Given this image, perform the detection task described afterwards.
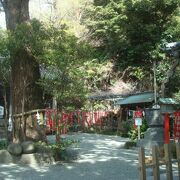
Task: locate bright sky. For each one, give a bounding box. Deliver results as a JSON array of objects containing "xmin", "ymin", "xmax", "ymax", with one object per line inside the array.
[{"xmin": 0, "ymin": 12, "xmax": 6, "ymax": 29}]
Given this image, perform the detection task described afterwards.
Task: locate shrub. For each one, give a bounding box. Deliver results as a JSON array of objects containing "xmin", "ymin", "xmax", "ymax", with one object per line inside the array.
[
  {"xmin": 128, "ymin": 119, "xmax": 149, "ymax": 140},
  {"xmin": 122, "ymin": 119, "xmax": 134, "ymax": 137},
  {"xmin": 124, "ymin": 141, "xmax": 137, "ymax": 149},
  {"xmin": 35, "ymin": 138, "xmax": 79, "ymax": 161},
  {"xmin": 0, "ymin": 140, "xmax": 8, "ymax": 150},
  {"xmin": 105, "ymin": 117, "xmax": 148, "ymax": 138}
]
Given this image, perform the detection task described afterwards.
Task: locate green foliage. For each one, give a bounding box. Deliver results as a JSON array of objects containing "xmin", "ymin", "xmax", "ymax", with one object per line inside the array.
[
  {"xmin": 174, "ymin": 90, "xmax": 180, "ymax": 103},
  {"xmin": 0, "ymin": 30, "xmax": 10, "ymax": 69},
  {"xmin": 35, "ymin": 138, "xmax": 79, "ymax": 161},
  {"xmin": 122, "ymin": 119, "xmax": 149, "ymax": 140},
  {"xmin": 37, "ymin": 23, "xmax": 94, "ymax": 110},
  {"xmin": 168, "ymin": 66, "xmax": 180, "ymax": 98},
  {"xmin": 128, "ymin": 119, "xmax": 149, "ymax": 140},
  {"xmin": 83, "ymin": 0, "xmax": 180, "ymax": 96},
  {"xmin": 46, "ymin": 139, "xmax": 78, "ymax": 161},
  {"xmin": 0, "ymin": 1, "xmax": 179, "ymax": 110},
  {"xmin": 122, "ymin": 119, "xmax": 133, "ymax": 137},
  {"xmin": 7, "ymin": 19, "xmax": 48, "ymax": 59},
  {"xmin": 0, "ymin": 30, "xmax": 9, "ymax": 58},
  {"xmin": 0, "ymin": 30, "xmax": 11, "ymax": 94},
  {"xmin": 84, "ymin": 0, "xmax": 179, "ymax": 68},
  {"xmin": 0, "ymin": 56, "xmax": 10, "ymax": 86},
  {"xmin": 78, "ymin": 60, "xmax": 113, "ymax": 92},
  {"xmin": 6, "ymin": 19, "xmax": 96, "ymax": 110},
  {"xmin": 124, "ymin": 141, "xmax": 136, "ymax": 149},
  {"xmin": 0, "ymin": 139, "xmax": 8, "ymax": 150},
  {"xmin": 129, "ymin": 67, "xmax": 146, "ymax": 81}
]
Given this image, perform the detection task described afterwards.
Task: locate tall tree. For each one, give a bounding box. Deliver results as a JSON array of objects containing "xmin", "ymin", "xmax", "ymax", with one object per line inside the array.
[
  {"xmin": 0, "ymin": 0, "xmax": 42, "ymax": 113},
  {"xmin": 0, "ymin": 0, "xmax": 43, "ymax": 142}
]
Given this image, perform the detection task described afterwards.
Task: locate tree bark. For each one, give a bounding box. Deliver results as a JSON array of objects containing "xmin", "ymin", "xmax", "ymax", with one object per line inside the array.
[
  {"xmin": 1, "ymin": 0, "xmax": 43, "ymax": 142},
  {"xmin": 3, "ymin": 90, "xmax": 8, "ymax": 140},
  {"xmin": 1, "ymin": 0, "xmax": 29, "ymax": 30},
  {"xmin": 12, "ymin": 49, "xmax": 43, "ymax": 113}
]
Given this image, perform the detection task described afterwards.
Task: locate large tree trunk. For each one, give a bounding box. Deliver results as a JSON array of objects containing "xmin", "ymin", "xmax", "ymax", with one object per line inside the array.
[
  {"xmin": 1, "ymin": 0, "xmax": 29, "ymax": 30},
  {"xmin": 1, "ymin": 0, "xmax": 43, "ymax": 142},
  {"xmin": 12, "ymin": 49, "xmax": 43, "ymax": 113}
]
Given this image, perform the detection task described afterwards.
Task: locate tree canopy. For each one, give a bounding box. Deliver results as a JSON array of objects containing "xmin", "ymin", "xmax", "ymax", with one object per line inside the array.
[
  {"xmin": 83, "ymin": 0, "xmax": 180, "ymax": 97},
  {"xmin": 0, "ymin": 0, "xmax": 180, "ymax": 111}
]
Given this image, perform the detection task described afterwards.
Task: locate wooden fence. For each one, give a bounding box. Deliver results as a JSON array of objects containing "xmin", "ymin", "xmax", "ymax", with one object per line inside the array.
[{"xmin": 139, "ymin": 143, "xmax": 180, "ymax": 180}]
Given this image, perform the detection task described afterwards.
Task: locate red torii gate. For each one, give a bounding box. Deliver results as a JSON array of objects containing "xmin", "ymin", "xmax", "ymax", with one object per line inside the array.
[
  {"xmin": 44, "ymin": 109, "xmax": 109, "ymax": 135},
  {"xmin": 163, "ymin": 111, "xmax": 180, "ymax": 144}
]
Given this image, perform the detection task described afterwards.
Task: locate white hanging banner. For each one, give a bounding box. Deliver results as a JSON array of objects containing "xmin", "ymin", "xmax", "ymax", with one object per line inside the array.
[
  {"xmin": 0, "ymin": 106, "xmax": 4, "ymax": 118},
  {"xmin": 8, "ymin": 116, "xmax": 13, "ymax": 132}
]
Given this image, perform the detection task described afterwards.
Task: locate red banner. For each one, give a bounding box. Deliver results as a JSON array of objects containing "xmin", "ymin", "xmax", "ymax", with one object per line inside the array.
[
  {"xmin": 174, "ymin": 111, "xmax": 180, "ymax": 142},
  {"xmin": 44, "ymin": 109, "xmax": 109, "ymax": 134},
  {"xmin": 164, "ymin": 113, "xmax": 170, "ymax": 144}
]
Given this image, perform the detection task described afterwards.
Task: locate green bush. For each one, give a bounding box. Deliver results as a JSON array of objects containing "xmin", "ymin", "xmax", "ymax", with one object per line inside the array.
[
  {"xmin": 0, "ymin": 140, "xmax": 8, "ymax": 150},
  {"xmin": 124, "ymin": 141, "xmax": 137, "ymax": 149},
  {"xmin": 35, "ymin": 138, "xmax": 79, "ymax": 161},
  {"xmin": 115, "ymin": 116, "xmax": 149, "ymax": 139},
  {"xmin": 125, "ymin": 119, "xmax": 149, "ymax": 140},
  {"xmin": 121, "ymin": 119, "xmax": 134, "ymax": 137}
]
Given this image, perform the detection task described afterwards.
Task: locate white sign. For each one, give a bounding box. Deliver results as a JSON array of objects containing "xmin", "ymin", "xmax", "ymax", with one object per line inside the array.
[
  {"xmin": 135, "ymin": 117, "xmax": 142, "ymax": 126},
  {"xmin": 0, "ymin": 106, "xmax": 4, "ymax": 117},
  {"xmin": 152, "ymin": 104, "xmax": 160, "ymax": 109}
]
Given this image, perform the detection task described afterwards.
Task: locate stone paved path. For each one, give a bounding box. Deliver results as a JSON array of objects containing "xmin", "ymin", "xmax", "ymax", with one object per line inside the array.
[{"xmin": 0, "ymin": 133, "xmax": 178, "ymax": 180}]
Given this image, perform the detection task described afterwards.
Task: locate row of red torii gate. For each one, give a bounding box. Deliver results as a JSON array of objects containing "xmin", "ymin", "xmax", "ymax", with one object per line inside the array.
[
  {"xmin": 43, "ymin": 109, "xmax": 180, "ymax": 143},
  {"xmin": 11, "ymin": 108, "xmax": 180, "ymax": 143}
]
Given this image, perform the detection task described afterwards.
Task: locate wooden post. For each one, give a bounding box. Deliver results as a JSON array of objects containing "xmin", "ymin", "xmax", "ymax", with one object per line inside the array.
[
  {"xmin": 176, "ymin": 143, "xmax": 180, "ymax": 178},
  {"xmin": 138, "ymin": 125, "xmax": 141, "ymax": 140},
  {"xmin": 139, "ymin": 147, "xmax": 146, "ymax": 180},
  {"xmin": 152, "ymin": 146, "xmax": 160, "ymax": 180},
  {"xmin": 164, "ymin": 144, "xmax": 173, "ymax": 180}
]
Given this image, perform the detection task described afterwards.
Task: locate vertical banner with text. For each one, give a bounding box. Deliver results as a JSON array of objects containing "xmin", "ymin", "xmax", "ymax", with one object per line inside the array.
[{"xmin": 174, "ymin": 111, "xmax": 180, "ymax": 142}]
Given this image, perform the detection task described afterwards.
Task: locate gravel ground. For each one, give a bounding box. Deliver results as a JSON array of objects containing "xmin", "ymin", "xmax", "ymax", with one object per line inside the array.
[{"xmin": 0, "ymin": 133, "xmax": 179, "ymax": 180}]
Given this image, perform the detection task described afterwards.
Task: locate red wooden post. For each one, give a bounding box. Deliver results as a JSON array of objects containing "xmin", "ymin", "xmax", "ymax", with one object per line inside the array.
[
  {"xmin": 94, "ymin": 112, "xmax": 97, "ymax": 124},
  {"xmin": 164, "ymin": 113, "xmax": 170, "ymax": 144},
  {"xmin": 86, "ymin": 112, "xmax": 90, "ymax": 128},
  {"xmin": 82, "ymin": 111, "xmax": 85, "ymax": 129}
]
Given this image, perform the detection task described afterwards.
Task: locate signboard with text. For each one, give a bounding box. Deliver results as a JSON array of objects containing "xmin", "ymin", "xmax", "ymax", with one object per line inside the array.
[
  {"xmin": 134, "ymin": 110, "xmax": 143, "ymax": 127},
  {"xmin": 135, "ymin": 117, "xmax": 142, "ymax": 126}
]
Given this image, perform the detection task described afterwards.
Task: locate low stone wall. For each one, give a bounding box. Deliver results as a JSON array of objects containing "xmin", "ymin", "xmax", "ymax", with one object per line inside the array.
[
  {"xmin": 0, "ymin": 150, "xmax": 55, "ymax": 165},
  {"xmin": 0, "ymin": 141, "xmax": 55, "ymax": 166}
]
